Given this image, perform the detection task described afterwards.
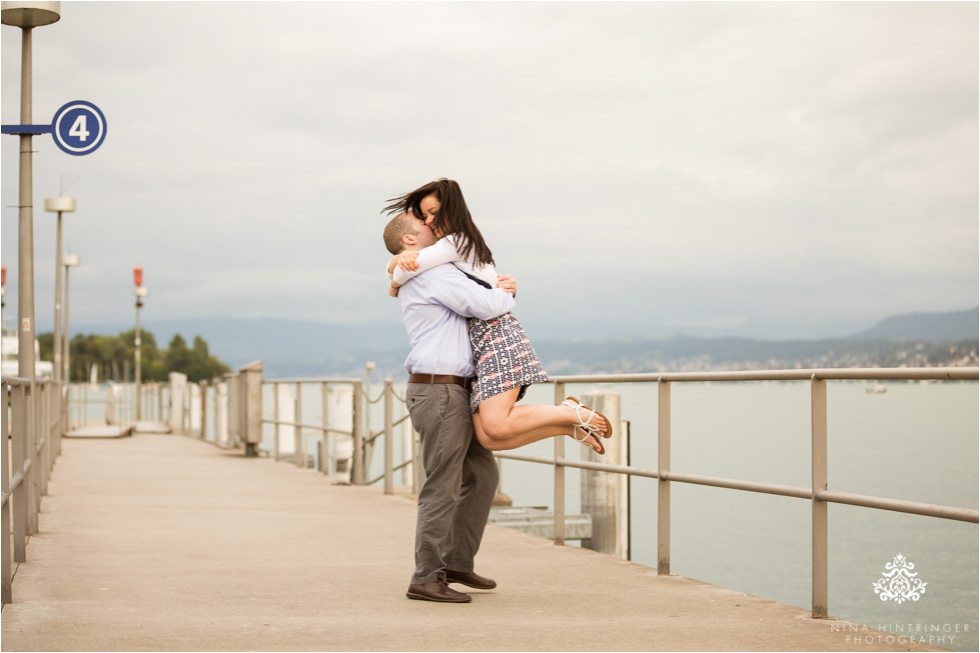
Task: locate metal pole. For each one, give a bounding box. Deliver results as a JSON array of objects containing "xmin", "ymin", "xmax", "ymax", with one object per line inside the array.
[
  {"xmin": 27, "ymin": 383, "xmax": 38, "ymax": 533},
  {"xmin": 364, "ymin": 362, "xmax": 374, "ymax": 448},
  {"xmin": 135, "ymin": 299, "xmax": 142, "ymax": 420},
  {"xmin": 198, "ymin": 380, "xmax": 206, "ymax": 439},
  {"xmin": 352, "ymin": 380, "xmax": 364, "ymax": 485},
  {"xmin": 16, "ymin": 31, "xmax": 36, "ymax": 442},
  {"xmin": 40, "ymin": 382, "xmax": 49, "ymax": 495},
  {"xmin": 383, "ymin": 379, "xmax": 393, "ymax": 495},
  {"xmin": 273, "ymin": 382, "xmax": 280, "ymax": 461},
  {"xmin": 657, "ymin": 380, "xmax": 671, "ymax": 575},
  {"xmin": 11, "ymin": 384, "xmax": 28, "ymax": 563},
  {"xmin": 52, "ymin": 212, "xmax": 62, "ymax": 383},
  {"xmin": 321, "ymin": 381, "xmax": 329, "ymax": 475},
  {"xmin": 295, "ymin": 381, "xmax": 303, "ymax": 467},
  {"xmin": 62, "ymin": 262, "xmax": 71, "ymax": 382},
  {"xmin": 553, "ymin": 381, "xmax": 566, "ymax": 545},
  {"xmin": 1, "ymin": 382, "xmax": 11, "ymax": 604},
  {"xmin": 811, "ymin": 377, "xmax": 829, "ymax": 618}
]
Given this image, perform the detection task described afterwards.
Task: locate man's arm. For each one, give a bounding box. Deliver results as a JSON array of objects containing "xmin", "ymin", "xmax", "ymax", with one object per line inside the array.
[
  {"xmin": 392, "ymin": 238, "xmax": 459, "ymax": 285},
  {"xmin": 416, "ymin": 264, "xmax": 515, "ymax": 320}
]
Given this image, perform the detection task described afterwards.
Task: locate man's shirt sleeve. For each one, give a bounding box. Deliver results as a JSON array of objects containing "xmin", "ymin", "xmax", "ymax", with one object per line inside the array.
[{"xmin": 415, "ymin": 264, "xmax": 515, "ymax": 320}]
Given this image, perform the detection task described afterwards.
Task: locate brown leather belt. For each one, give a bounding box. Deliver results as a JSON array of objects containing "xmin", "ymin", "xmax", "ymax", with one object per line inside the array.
[{"xmin": 408, "ymin": 373, "xmax": 473, "ymax": 391}]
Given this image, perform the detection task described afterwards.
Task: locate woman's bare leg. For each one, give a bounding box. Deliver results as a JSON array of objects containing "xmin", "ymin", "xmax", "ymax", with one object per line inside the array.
[
  {"xmin": 471, "ymin": 388, "xmax": 605, "ymax": 453},
  {"xmin": 473, "ymin": 410, "xmax": 603, "ymax": 453}
]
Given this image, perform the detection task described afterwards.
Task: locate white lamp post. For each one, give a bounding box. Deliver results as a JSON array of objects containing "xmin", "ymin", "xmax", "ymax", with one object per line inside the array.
[
  {"xmin": 133, "ymin": 267, "xmax": 148, "ymax": 421},
  {"xmin": 2, "ymin": 1, "xmax": 61, "ymax": 385},
  {"xmin": 61, "ymin": 254, "xmax": 79, "ymax": 383},
  {"xmin": 44, "ymin": 196, "xmax": 75, "ymax": 385}
]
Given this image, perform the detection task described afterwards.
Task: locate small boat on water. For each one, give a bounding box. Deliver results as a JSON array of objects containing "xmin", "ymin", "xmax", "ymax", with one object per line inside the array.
[
  {"xmin": 865, "ymin": 383, "xmax": 887, "ymax": 394},
  {"xmin": 1, "ymin": 325, "xmax": 54, "ymax": 379}
]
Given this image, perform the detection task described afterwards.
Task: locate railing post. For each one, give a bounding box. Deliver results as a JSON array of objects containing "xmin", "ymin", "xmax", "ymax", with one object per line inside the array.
[
  {"xmin": 400, "ymin": 400, "xmax": 412, "ymax": 487},
  {"xmin": 211, "ymin": 383, "xmax": 219, "ymax": 444},
  {"xmin": 320, "ymin": 381, "xmax": 329, "ymax": 475},
  {"xmin": 63, "ymin": 383, "xmax": 71, "ymax": 433},
  {"xmin": 411, "ymin": 421, "xmax": 423, "ymax": 495},
  {"xmin": 580, "ymin": 390, "xmax": 627, "ymax": 559},
  {"xmin": 168, "ymin": 372, "xmax": 187, "ymax": 435},
  {"xmin": 199, "ymin": 380, "xmax": 207, "ymax": 439},
  {"xmin": 811, "ymin": 376, "xmax": 829, "ymax": 618},
  {"xmin": 273, "ymin": 382, "xmax": 280, "ymax": 461},
  {"xmin": 11, "ymin": 384, "xmax": 28, "ymax": 558},
  {"xmin": 41, "ymin": 382, "xmax": 49, "ymax": 496},
  {"xmin": 352, "ymin": 380, "xmax": 365, "ymax": 485},
  {"xmin": 553, "ymin": 381, "xmax": 566, "ymax": 546},
  {"xmin": 657, "ymin": 379, "xmax": 670, "ymax": 575},
  {"xmin": 295, "ymin": 382, "xmax": 303, "ymax": 468},
  {"xmin": 239, "ymin": 361, "xmax": 263, "ymax": 457},
  {"xmin": 383, "ymin": 379, "xmax": 393, "ymax": 495},
  {"xmin": 2, "ymin": 383, "xmax": 11, "ymax": 604},
  {"xmin": 36, "ymin": 383, "xmax": 45, "ymax": 497},
  {"xmin": 27, "ymin": 383, "xmax": 38, "ymax": 534}
]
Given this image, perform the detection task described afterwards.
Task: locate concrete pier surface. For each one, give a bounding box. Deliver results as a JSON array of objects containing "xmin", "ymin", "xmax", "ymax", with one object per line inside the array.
[
  {"xmin": 2, "ymin": 433, "xmax": 947, "ymax": 652},
  {"xmin": 63, "ymin": 423, "xmax": 134, "ymax": 438}
]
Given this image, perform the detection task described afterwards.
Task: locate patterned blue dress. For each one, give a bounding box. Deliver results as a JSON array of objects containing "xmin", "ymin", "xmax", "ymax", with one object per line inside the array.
[{"xmin": 468, "ymin": 312, "xmax": 549, "ymax": 412}]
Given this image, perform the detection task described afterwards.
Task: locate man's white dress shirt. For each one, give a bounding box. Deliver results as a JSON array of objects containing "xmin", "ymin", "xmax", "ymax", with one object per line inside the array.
[{"xmin": 399, "ymin": 263, "xmax": 515, "ymax": 377}]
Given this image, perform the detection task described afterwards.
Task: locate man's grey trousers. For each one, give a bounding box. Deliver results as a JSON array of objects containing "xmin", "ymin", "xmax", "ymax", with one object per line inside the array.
[{"xmin": 405, "ymin": 382, "xmax": 499, "ymax": 586}]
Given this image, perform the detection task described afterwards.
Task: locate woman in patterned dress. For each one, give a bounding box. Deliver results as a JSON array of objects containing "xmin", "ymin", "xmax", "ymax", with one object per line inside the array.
[{"xmin": 385, "ymin": 178, "xmax": 611, "ymax": 454}]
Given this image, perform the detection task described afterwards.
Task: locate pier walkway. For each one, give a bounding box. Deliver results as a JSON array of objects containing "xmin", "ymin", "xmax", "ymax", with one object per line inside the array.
[{"xmin": 2, "ymin": 430, "xmax": 946, "ymax": 652}]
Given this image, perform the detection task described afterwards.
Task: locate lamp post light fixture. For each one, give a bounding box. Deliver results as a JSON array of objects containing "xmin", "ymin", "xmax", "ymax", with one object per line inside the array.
[
  {"xmin": 44, "ymin": 195, "xmax": 75, "ymax": 385},
  {"xmin": 133, "ymin": 267, "xmax": 147, "ymax": 421},
  {"xmin": 61, "ymin": 253, "xmax": 79, "ymax": 383},
  {"xmin": 2, "ymin": 1, "xmax": 61, "ymax": 386}
]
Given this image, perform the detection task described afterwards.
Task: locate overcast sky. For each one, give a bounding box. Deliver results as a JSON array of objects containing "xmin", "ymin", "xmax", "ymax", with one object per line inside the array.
[{"xmin": 2, "ymin": 1, "xmax": 977, "ymax": 343}]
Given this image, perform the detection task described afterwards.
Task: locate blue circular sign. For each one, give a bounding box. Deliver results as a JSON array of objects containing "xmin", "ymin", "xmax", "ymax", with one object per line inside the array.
[{"xmin": 51, "ymin": 101, "xmax": 107, "ymax": 156}]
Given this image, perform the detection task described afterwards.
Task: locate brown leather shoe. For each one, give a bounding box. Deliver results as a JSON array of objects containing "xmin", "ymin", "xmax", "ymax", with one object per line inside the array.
[
  {"xmin": 445, "ymin": 569, "xmax": 496, "ymax": 590},
  {"xmin": 406, "ymin": 580, "xmax": 472, "ymax": 603}
]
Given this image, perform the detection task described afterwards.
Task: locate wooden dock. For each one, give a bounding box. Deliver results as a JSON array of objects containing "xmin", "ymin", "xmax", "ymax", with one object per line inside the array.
[{"xmin": 0, "ymin": 431, "xmax": 948, "ymax": 652}]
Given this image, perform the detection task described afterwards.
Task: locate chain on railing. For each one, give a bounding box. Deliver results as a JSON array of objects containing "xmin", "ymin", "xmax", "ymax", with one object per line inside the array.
[
  {"xmin": 259, "ymin": 376, "xmax": 418, "ymax": 494},
  {"xmin": 364, "ymin": 379, "xmax": 416, "ymax": 494}
]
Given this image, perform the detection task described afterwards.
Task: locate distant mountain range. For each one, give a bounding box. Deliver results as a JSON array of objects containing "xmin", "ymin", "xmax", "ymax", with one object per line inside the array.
[
  {"xmin": 849, "ymin": 308, "xmax": 978, "ymax": 341},
  {"xmin": 70, "ymin": 307, "xmax": 977, "ymax": 379}
]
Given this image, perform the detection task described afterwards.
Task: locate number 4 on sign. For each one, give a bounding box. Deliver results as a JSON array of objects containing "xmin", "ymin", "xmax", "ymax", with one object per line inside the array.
[{"xmin": 69, "ymin": 114, "xmax": 89, "ymax": 141}]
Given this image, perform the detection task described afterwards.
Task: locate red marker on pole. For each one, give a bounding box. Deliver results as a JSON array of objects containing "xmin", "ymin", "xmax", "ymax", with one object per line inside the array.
[{"xmin": 134, "ymin": 267, "xmax": 142, "ymax": 287}]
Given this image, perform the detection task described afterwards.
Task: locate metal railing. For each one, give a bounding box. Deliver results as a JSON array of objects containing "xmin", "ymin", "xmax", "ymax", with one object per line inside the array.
[
  {"xmin": 64, "ymin": 381, "xmax": 158, "ymax": 430},
  {"xmin": 83, "ymin": 362, "xmax": 969, "ymax": 621},
  {"xmin": 489, "ymin": 367, "xmax": 979, "ymax": 620},
  {"xmin": 7, "ymin": 361, "xmax": 975, "ymax": 618},
  {"xmin": 364, "ymin": 379, "xmax": 417, "ymax": 493},
  {"xmin": 3, "ymin": 376, "xmax": 64, "ymax": 605},
  {"xmin": 262, "ymin": 378, "xmax": 367, "ymax": 483},
  {"xmin": 261, "ymin": 376, "xmax": 418, "ymax": 493}
]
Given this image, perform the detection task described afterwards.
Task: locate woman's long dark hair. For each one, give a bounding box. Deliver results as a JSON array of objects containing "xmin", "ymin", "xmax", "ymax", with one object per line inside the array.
[{"xmin": 383, "ymin": 178, "xmax": 494, "ymax": 266}]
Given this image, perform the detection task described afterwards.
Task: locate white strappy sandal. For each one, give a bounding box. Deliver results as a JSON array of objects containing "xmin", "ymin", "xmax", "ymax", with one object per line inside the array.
[
  {"xmin": 562, "ymin": 397, "xmax": 610, "ymax": 438},
  {"xmin": 561, "ymin": 396, "xmax": 610, "ymax": 455}
]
